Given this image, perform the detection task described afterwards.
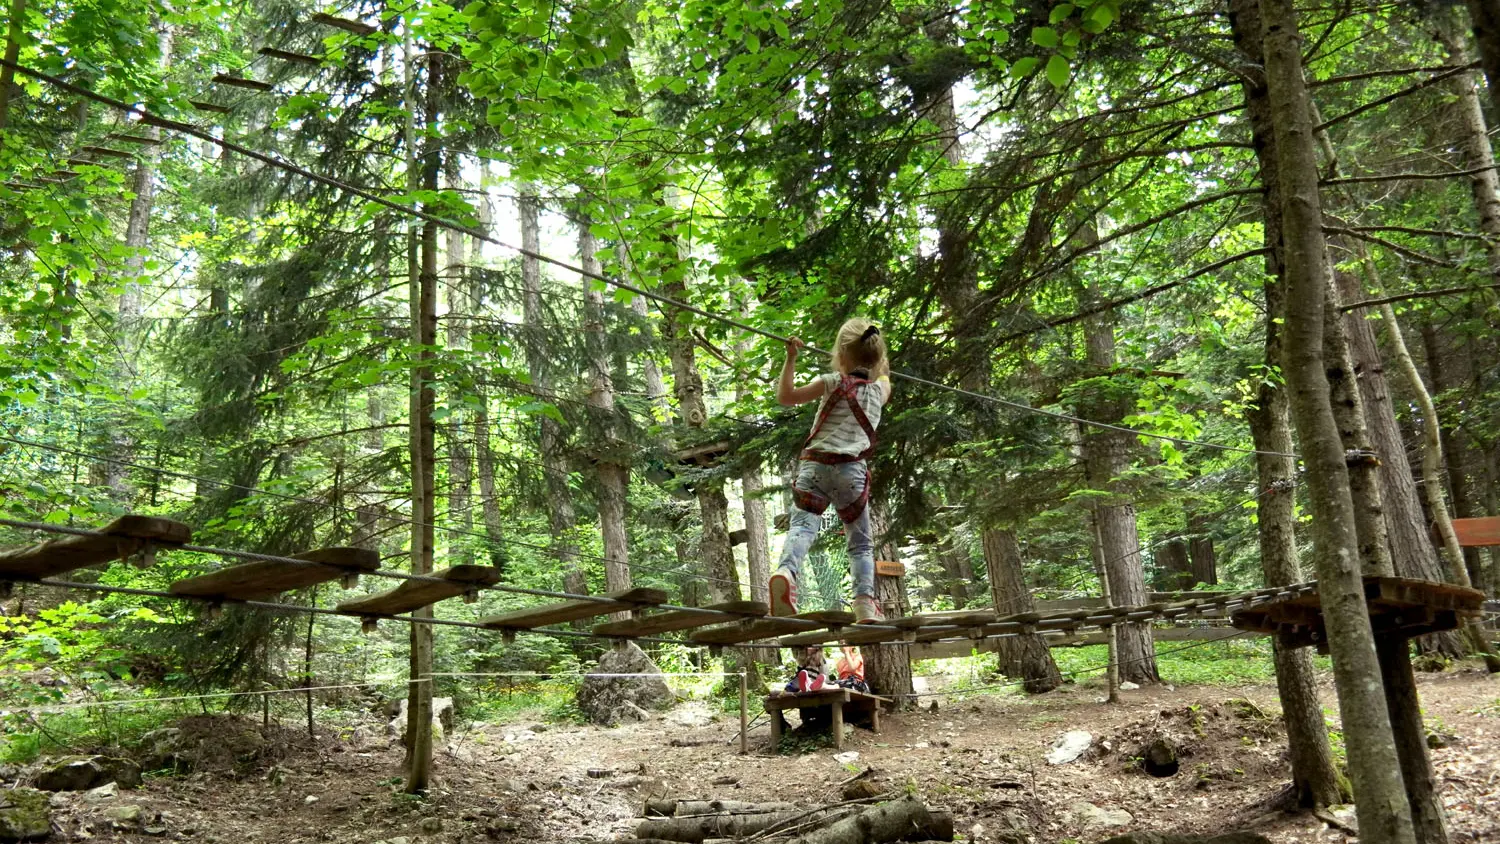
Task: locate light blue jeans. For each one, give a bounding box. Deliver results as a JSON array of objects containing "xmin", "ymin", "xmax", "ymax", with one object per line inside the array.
[{"xmin": 776, "ymin": 460, "xmax": 875, "ymax": 599}]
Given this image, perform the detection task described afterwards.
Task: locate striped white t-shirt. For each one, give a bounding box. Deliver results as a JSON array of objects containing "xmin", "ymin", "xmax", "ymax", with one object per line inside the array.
[{"xmin": 805, "ymin": 373, "xmax": 890, "ymax": 458}]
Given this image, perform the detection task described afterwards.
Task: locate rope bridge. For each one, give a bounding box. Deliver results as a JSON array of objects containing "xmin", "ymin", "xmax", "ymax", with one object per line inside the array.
[{"xmin": 0, "ymin": 514, "xmax": 1322, "ymax": 653}]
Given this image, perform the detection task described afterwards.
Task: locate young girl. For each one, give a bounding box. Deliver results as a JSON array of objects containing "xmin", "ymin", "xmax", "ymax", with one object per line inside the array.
[{"xmin": 769, "ymin": 317, "xmax": 892, "ymax": 623}]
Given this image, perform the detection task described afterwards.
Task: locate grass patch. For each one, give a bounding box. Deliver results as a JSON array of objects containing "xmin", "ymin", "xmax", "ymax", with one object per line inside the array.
[
  {"xmin": 1, "ymin": 702, "xmax": 191, "ymax": 765},
  {"xmin": 1050, "ymin": 636, "xmax": 1320, "ymax": 687}
]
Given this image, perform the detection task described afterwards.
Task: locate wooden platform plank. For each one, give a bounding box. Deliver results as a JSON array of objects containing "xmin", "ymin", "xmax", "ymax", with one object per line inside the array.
[
  {"xmin": 0, "ymin": 516, "xmax": 191, "ymax": 581},
  {"xmin": 1231, "ymin": 576, "xmax": 1483, "ymax": 650},
  {"xmin": 212, "ymin": 74, "xmax": 275, "ymax": 92},
  {"xmin": 258, "ymin": 47, "xmax": 322, "ymax": 66},
  {"xmin": 592, "ymin": 600, "xmax": 766, "ymax": 638},
  {"xmin": 890, "ymin": 609, "xmax": 996, "ymax": 630},
  {"xmin": 80, "ymin": 146, "xmax": 134, "ymax": 159},
  {"xmin": 338, "ymin": 564, "xmax": 503, "ymax": 615},
  {"xmin": 690, "ymin": 610, "xmax": 856, "ymax": 645},
  {"xmin": 1453, "ymin": 516, "xmax": 1500, "ymax": 547},
  {"xmin": 479, "ymin": 587, "xmax": 669, "ymax": 630},
  {"xmin": 170, "ymin": 546, "xmax": 380, "ymax": 601},
  {"xmin": 189, "ymin": 100, "xmax": 232, "ymax": 114},
  {"xmin": 310, "ymin": 12, "xmax": 378, "ymax": 35}
]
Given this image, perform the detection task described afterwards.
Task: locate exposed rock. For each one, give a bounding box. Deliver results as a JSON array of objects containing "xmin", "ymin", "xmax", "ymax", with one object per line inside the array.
[
  {"xmin": 1070, "ymin": 801, "xmax": 1133, "ymax": 828},
  {"xmin": 420, "ymin": 817, "xmax": 443, "ymax": 834},
  {"xmin": 386, "ymin": 697, "xmax": 455, "ymax": 744},
  {"xmin": 105, "ymin": 804, "xmax": 144, "ymax": 829},
  {"xmin": 1095, "ymin": 833, "xmax": 1272, "ymax": 844},
  {"xmin": 0, "ymin": 787, "xmax": 50, "ymax": 842},
  {"xmin": 82, "ymin": 783, "xmax": 118, "ymax": 803},
  {"xmin": 1047, "ymin": 731, "xmax": 1093, "ymax": 765},
  {"xmin": 575, "ymin": 643, "xmax": 674, "ymax": 725},
  {"xmin": 1141, "ymin": 737, "xmax": 1179, "ymax": 777},
  {"xmin": 140, "ymin": 717, "xmax": 270, "ymax": 773},
  {"xmin": 32, "ymin": 756, "xmax": 141, "ymax": 792}
]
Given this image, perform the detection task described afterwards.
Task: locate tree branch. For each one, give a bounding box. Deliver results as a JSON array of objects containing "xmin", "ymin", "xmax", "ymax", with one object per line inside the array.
[{"xmin": 1338, "ymin": 282, "xmax": 1500, "ymax": 311}]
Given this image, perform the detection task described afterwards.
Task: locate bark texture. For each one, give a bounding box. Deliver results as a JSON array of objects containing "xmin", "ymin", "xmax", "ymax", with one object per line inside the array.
[
  {"xmin": 444, "ymin": 160, "xmax": 473, "ymax": 567},
  {"xmin": 1337, "ymin": 273, "xmax": 1465, "ymax": 658},
  {"xmin": 984, "ymin": 528, "xmax": 1062, "ymax": 693},
  {"xmin": 403, "ymin": 47, "xmax": 441, "ymax": 794},
  {"xmin": 1261, "ymin": 1, "xmax": 1416, "ymax": 838},
  {"xmin": 1322, "ymin": 275, "xmax": 1394, "ymax": 577},
  {"xmin": 520, "ymin": 190, "xmax": 584, "ymax": 598},
  {"xmin": 579, "ymin": 216, "xmax": 631, "ymax": 606},
  {"xmin": 1080, "ymin": 312, "xmax": 1158, "ymax": 686},
  {"xmin": 863, "ymin": 502, "xmax": 914, "ymax": 703},
  {"xmin": 1466, "ymin": 0, "xmax": 1500, "ymax": 119}
]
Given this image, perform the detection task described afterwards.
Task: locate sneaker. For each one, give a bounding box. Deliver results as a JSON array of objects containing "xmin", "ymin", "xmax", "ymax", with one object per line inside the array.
[
  {"xmin": 852, "ymin": 595, "xmax": 884, "ymax": 624},
  {"xmin": 769, "ymin": 569, "xmax": 798, "ymax": 617}
]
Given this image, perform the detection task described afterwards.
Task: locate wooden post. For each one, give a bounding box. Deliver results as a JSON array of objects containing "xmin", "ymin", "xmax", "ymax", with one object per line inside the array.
[
  {"xmin": 831, "ymin": 700, "xmax": 844, "ymax": 751},
  {"xmin": 738, "ymin": 671, "xmax": 748, "ymax": 755},
  {"xmin": 1377, "ymin": 637, "xmax": 1449, "ymax": 844},
  {"xmin": 1092, "ymin": 518, "xmax": 1120, "ymax": 703}
]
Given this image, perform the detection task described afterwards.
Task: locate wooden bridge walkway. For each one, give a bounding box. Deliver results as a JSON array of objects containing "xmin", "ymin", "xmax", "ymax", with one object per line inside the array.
[{"xmin": 0, "ymin": 514, "xmax": 1489, "ymax": 652}]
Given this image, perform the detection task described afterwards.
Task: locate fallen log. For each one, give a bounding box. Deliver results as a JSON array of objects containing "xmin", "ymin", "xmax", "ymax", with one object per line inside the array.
[
  {"xmin": 636, "ymin": 810, "xmax": 809, "ymax": 842},
  {"xmin": 790, "ymin": 796, "xmax": 952, "ymax": 844},
  {"xmin": 643, "ymin": 799, "xmax": 796, "ymax": 817}
]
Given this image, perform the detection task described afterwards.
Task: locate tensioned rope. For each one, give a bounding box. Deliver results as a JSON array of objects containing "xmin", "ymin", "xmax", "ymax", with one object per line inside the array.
[
  {"xmin": 0, "ymin": 516, "xmax": 905, "ymax": 634},
  {"xmin": 0, "ymin": 58, "xmax": 1295, "ymax": 460},
  {"xmin": 0, "ymin": 433, "xmax": 746, "ymax": 591}
]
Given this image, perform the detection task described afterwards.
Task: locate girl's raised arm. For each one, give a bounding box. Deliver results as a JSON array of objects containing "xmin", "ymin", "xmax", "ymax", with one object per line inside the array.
[{"xmin": 776, "ymin": 337, "xmax": 825, "ymax": 406}]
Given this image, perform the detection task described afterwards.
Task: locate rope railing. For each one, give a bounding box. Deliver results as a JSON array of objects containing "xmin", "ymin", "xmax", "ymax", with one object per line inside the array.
[{"xmin": 0, "ymin": 516, "xmax": 906, "ymax": 634}]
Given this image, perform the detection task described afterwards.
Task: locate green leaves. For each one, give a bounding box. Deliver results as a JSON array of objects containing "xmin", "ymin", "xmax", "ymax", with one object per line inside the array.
[{"xmin": 1046, "ymin": 54, "xmax": 1071, "ymax": 89}]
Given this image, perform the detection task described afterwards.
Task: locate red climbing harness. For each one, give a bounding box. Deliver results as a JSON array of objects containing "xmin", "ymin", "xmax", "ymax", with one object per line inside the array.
[
  {"xmin": 792, "ymin": 374, "xmax": 878, "ymax": 523},
  {"xmin": 800, "ymin": 374, "xmax": 879, "ymax": 465}
]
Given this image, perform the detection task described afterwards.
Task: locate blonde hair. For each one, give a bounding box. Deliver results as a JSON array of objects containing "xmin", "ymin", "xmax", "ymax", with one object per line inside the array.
[{"xmin": 832, "ymin": 317, "xmax": 888, "ymax": 377}]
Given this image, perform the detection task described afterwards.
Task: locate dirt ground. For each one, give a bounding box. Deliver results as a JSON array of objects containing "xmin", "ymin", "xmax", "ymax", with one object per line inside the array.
[{"xmin": 36, "ymin": 666, "xmax": 1500, "ymax": 844}]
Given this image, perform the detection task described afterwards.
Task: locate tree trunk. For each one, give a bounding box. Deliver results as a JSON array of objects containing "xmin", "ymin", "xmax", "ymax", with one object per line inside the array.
[
  {"xmin": 403, "ymin": 42, "xmax": 440, "ymax": 795},
  {"xmin": 984, "ymin": 529, "xmax": 1062, "ymax": 693},
  {"xmin": 863, "ymin": 501, "xmax": 913, "ymax": 704},
  {"xmin": 579, "ymin": 215, "xmax": 631, "ymax": 610},
  {"xmin": 444, "ymin": 158, "xmax": 473, "ymax": 567},
  {"xmin": 520, "ymin": 189, "xmax": 584, "ymax": 598},
  {"xmin": 1420, "ymin": 321, "xmax": 1490, "ymax": 593},
  {"xmin": 741, "ymin": 466, "xmax": 771, "ymax": 604},
  {"xmin": 1322, "ymin": 273, "xmax": 1394, "ymax": 577},
  {"xmin": 1337, "ymin": 271, "xmax": 1466, "ymax": 659},
  {"xmin": 1261, "ymin": 1, "xmax": 1417, "ymax": 838},
  {"xmin": 617, "ymin": 243, "xmax": 670, "ymax": 422},
  {"xmin": 0, "ymin": 0, "xmax": 26, "ymax": 142},
  {"xmin": 1155, "ymin": 539, "xmax": 1193, "ymax": 591},
  {"xmin": 1187, "ymin": 514, "xmax": 1217, "ymax": 587},
  {"xmin": 466, "ymin": 187, "xmax": 505, "ymax": 570},
  {"xmin": 938, "ymin": 537, "xmax": 971, "ymax": 609},
  {"xmin": 659, "ymin": 269, "xmax": 738, "ymax": 601},
  {"xmin": 1465, "ymin": 0, "xmax": 1500, "ymax": 119},
  {"xmin": 1079, "ymin": 312, "xmax": 1158, "ymax": 686},
  {"xmin": 1378, "ymin": 303, "xmax": 1499, "ymax": 670}
]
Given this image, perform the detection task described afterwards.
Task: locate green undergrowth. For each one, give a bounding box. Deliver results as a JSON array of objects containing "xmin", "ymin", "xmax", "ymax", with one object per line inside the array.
[{"xmin": 1049, "ymin": 637, "xmax": 1332, "ymax": 686}]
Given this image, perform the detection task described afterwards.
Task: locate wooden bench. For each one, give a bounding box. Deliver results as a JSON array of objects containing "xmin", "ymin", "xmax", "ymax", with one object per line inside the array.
[{"xmin": 763, "ymin": 687, "xmax": 890, "ymax": 751}]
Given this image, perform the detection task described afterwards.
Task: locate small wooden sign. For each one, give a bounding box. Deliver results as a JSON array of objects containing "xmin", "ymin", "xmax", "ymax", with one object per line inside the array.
[
  {"xmin": 1453, "ymin": 516, "xmax": 1500, "ymax": 547},
  {"xmin": 875, "ymin": 560, "xmax": 905, "ymax": 578}
]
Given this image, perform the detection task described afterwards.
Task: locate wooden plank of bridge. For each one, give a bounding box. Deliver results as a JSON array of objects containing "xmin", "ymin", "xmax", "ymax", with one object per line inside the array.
[
  {"xmin": 338, "ymin": 564, "xmax": 503, "ymax": 616},
  {"xmin": 1231, "ymin": 576, "xmax": 1483, "ymax": 650},
  {"xmin": 592, "ymin": 600, "xmax": 766, "ymax": 638},
  {"xmin": 1453, "ymin": 516, "xmax": 1500, "ymax": 547},
  {"xmin": 691, "ymin": 610, "xmax": 857, "ymax": 646},
  {"xmin": 212, "ymin": 74, "xmax": 275, "ymax": 92},
  {"xmin": 310, "ymin": 12, "xmax": 378, "ymax": 35},
  {"xmin": 480, "ymin": 587, "xmax": 670, "ymax": 631},
  {"xmin": 170, "ymin": 546, "xmax": 380, "ymax": 601},
  {"xmin": 0, "ymin": 516, "xmax": 191, "ymax": 582}
]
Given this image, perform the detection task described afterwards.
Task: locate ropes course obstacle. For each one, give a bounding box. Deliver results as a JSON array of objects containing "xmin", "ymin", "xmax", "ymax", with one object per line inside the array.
[{"xmin": 0, "ymin": 513, "xmax": 1451, "ymax": 655}]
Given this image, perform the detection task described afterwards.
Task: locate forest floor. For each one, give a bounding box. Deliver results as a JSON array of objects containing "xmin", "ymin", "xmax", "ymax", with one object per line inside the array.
[{"xmin": 25, "ymin": 664, "xmax": 1500, "ymax": 844}]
